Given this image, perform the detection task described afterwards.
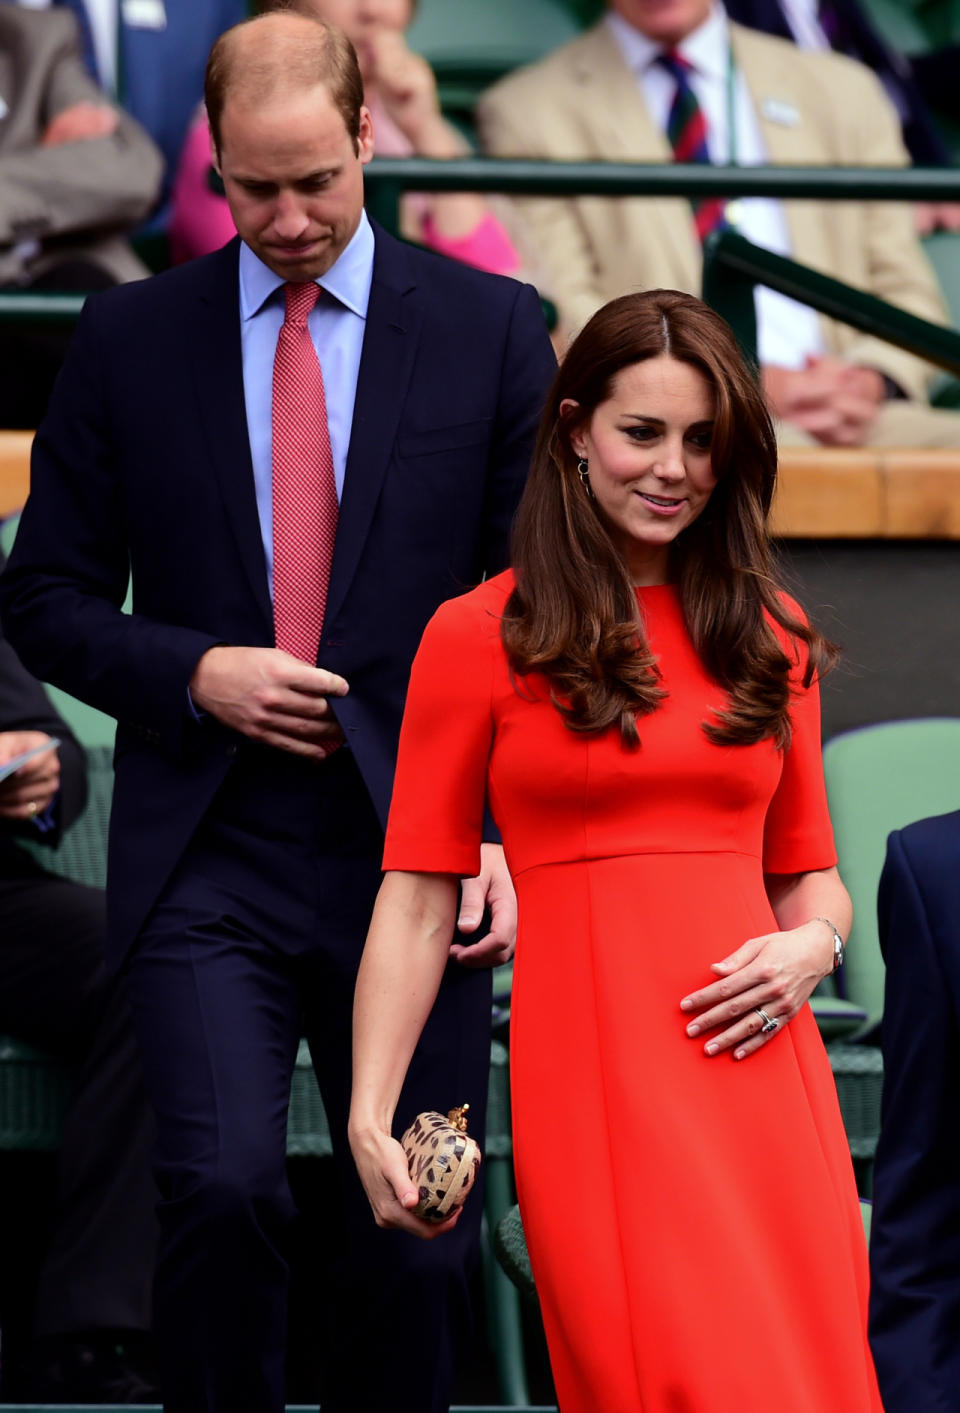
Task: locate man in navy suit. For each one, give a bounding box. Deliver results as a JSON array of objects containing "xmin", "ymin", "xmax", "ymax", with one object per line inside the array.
[
  {"xmin": 0, "ymin": 12, "xmax": 556, "ymax": 1411},
  {"xmin": 869, "ymin": 810, "xmax": 960, "ymax": 1412}
]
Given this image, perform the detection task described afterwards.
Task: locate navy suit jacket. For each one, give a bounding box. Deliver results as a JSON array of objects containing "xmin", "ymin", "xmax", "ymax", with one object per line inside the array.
[
  {"xmin": 0, "ymin": 226, "xmax": 556, "ymax": 963},
  {"xmin": 869, "ymin": 809, "xmax": 960, "ymax": 1412}
]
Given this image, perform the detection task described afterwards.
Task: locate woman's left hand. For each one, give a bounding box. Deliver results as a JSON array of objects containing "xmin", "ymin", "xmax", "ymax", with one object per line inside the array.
[{"xmin": 679, "ymin": 920, "xmax": 835, "ymax": 1061}]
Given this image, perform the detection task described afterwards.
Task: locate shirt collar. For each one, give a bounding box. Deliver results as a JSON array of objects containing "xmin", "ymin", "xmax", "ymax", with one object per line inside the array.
[
  {"xmin": 605, "ymin": 3, "xmax": 731, "ymax": 82},
  {"xmin": 239, "ymin": 209, "xmax": 375, "ymax": 321}
]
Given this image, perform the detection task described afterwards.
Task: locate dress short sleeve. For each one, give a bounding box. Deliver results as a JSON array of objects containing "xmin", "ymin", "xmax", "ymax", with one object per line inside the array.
[
  {"xmin": 382, "ymin": 589, "xmax": 496, "ymax": 877},
  {"xmin": 762, "ymin": 614, "xmax": 838, "ymax": 876}
]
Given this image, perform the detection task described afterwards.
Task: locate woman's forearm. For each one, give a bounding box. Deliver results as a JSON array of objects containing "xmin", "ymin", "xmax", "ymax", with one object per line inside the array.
[
  {"xmin": 765, "ymin": 864, "xmax": 852, "ymax": 952},
  {"xmin": 350, "ymin": 870, "xmax": 459, "ymax": 1138}
]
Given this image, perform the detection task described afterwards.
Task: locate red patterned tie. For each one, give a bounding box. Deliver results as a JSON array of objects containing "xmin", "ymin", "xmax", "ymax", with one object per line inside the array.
[{"xmin": 272, "ymin": 281, "xmax": 338, "ymax": 664}]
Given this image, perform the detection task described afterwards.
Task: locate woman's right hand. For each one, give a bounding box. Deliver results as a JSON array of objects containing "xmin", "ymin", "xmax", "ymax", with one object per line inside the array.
[{"xmin": 349, "ymin": 1123, "xmax": 462, "ymax": 1240}]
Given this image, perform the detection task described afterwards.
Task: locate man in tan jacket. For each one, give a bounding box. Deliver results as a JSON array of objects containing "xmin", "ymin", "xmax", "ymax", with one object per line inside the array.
[{"xmin": 478, "ymin": 0, "xmax": 960, "ymax": 447}]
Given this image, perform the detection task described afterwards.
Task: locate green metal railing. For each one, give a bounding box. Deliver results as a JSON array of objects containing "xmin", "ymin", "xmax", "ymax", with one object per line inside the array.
[
  {"xmin": 6, "ymin": 158, "xmax": 960, "ymax": 371},
  {"xmin": 362, "ymin": 157, "xmax": 960, "ymax": 225},
  {"xmin": 701, "ymin": 228, "xmax": 960, "ymax": 371},
  {"xmin": 361, "ymin": 156, "xmax": 960, "ymax": 373}
]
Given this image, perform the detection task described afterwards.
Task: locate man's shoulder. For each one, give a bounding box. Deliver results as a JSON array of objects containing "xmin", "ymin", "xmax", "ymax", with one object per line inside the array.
[
  {"xmin": 889, "ymin": 809, "xmax": 960, "ymax": 892},
  {"xmin": 81, "ymin": 242, "xmax": 239, "ymax": 327},
  {"xmin": 732, "ymin": 20, "xmax": 888, "ymax": 106},
  {"xmin": 373, "ymin": 224, "xmax": 535, "ymax": 314},
  {"xmin": 0, "ymin": 4, "xmax": 74, "ymax": 53},
  {"xmin": 478, "ymin": 21, "xmax": 612, "ymax": 115}
]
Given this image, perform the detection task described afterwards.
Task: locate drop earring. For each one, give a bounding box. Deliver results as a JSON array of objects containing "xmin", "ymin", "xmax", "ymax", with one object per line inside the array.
[{"xmin": 577, "ymin": 457, "xmax": 594, "ymax": 499}]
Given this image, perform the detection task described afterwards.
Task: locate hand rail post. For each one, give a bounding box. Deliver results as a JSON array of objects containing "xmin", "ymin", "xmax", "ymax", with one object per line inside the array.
[{"xmin": 701, "ymin": 230, "xmax": 759, "ymax": 367}]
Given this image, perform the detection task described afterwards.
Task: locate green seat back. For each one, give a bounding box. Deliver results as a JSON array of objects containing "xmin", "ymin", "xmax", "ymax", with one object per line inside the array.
[
  {"xmin": 407, "ymin": 0, "xmax": 586, "ymax": 116},
  {"xmin": 0, "ymin": 510, "xmax": 18, "ymax": 557},
  {"xmin": 865, "ymin": 0, "xmax": 941, "ymax": 53},
  {"xmin": 921, "ymin": 233, "xmax": 960, "ymax": 405},
  {"xmin": 923, "ymin": 231, "xmax": 960, "ymax": 328},
  {"xmin": 823, "ymin": 718, "xmax": 960, "ymax": 1030}
]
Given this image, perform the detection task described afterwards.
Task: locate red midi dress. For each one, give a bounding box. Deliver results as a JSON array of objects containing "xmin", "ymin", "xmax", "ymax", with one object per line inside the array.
[{"xmin": 383, "ymin": 572, "xmax": 882, "ymax": 1413}]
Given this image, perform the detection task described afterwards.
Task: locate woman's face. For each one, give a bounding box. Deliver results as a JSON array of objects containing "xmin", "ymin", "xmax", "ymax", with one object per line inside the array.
[
  {"xmin": 564, "ymin": 354, "xmax": 718, "ymax": 586},
  {"xmin": 297, "ymin": 0, "xmax": 412, "ymax": 47}
]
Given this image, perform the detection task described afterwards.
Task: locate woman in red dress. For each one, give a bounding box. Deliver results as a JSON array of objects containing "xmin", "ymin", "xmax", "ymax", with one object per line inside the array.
[{"xmin": 350, "ymin": 290, "xmax": 882, "ymax": 1412}]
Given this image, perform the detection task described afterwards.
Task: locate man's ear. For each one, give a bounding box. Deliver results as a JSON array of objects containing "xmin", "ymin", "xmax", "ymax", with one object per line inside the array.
[{"xmin": 357, "ymin": 105, "xmax": 375, "ymax": 165}]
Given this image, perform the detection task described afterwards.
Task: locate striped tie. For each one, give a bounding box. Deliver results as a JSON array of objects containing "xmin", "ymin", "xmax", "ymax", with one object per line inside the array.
[{"xmin": 656, "ymin": 50, "xmax": 728, "ymax": 245}]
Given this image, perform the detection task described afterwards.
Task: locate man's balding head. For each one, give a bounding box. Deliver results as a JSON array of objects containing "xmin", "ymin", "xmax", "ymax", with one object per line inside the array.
[{"xmin": 204, "ymin": 12, "xmax": 364, "ymax": 157}]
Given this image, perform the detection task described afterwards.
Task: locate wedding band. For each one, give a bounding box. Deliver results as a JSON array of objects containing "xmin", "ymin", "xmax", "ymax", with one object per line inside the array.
[
  {"xmin": 26, "ymin": 801, "xmax": 38, "ymax": 817},
  {"xmin": 755, "ymin": 1007, "xmax": 779, "ymax": 1034}
]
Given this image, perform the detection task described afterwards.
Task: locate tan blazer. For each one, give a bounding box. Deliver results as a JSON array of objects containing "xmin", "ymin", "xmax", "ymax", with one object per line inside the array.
[
  {"xmin": 0, "ymin": 6, "xmax": 163, "ymax": 285},
  {"xmin": 478, "ymin": 19, "xmax": 947, "ymax": 402}
]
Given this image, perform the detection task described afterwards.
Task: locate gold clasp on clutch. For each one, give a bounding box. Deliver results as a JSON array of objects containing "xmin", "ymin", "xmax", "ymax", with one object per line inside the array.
[{"xmin": 447, "ymin": 1103, "xmax": 470, "ymax": 1132}]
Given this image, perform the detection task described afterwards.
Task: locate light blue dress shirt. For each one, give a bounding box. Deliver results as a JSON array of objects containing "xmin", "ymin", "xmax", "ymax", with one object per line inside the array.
[{"xmin": 238, "ymin": 211, "xmax": 375, "ymax": 598}]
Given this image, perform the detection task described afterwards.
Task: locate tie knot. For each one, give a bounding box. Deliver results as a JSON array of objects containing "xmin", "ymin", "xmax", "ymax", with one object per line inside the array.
[
  {"xmin": 284, "ymin": 281, "xmax": 320, "ymax": 326},
  {"xmin": 656, "ymin": 48, "xmax": 692, "ymax": 82}
]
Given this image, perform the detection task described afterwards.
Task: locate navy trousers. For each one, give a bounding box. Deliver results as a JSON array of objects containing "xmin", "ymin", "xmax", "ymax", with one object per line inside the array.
[
  {"xmin": 123, "ymin": 745, "xmax": 492, "ymax": 1413},
  {"xmin": 0, "ymin": 863, "xmax": 155, "ymax": 1338}
]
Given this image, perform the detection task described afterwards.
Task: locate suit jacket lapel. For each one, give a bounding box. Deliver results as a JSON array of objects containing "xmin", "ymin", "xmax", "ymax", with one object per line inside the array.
[
  {"xmin": 191, "ymin": 238, "xmax": 273, "ymax": 636},
  {"xmin": 324, "ymin": 225, "xmax": 421, "ymax": 629}
]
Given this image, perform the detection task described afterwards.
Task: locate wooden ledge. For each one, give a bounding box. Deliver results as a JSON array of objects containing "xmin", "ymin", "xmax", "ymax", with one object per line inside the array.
[
  {"xmin": 0, "ymin": 430, "xmax": 32, "ymax": 520},
  {"xmin": 773, "ymin": 447, "xmax": 960, "ymax": 538}
]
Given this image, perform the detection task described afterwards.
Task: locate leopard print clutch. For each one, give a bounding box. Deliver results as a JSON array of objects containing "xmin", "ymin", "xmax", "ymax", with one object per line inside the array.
[{"xmin": 401, "ymin": 1105, "xmax": 482, "ymax": 1222}]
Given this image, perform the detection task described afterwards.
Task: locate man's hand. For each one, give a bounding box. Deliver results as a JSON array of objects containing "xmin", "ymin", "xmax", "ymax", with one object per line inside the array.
[
  {"xmin": 763, "ymin": 357, "xmax": 885, "ymax": 447},
  {"xmin": 0, "ymin": 731, "xmax": 60, "ymax": 821},
  {"xmin": 189, "ymin": 645, "xmax": 349, "ymax": 758},
  {"xmin": 450, "ymin": 842, "xmax": 517, "ymax": 968},
  {"xmin": 914, "ymin": 201, "xmax": 960, "ymax": 236},
  {"xmin": 42, "ymin": 102, "xmax": 119, "ymax": 148}
]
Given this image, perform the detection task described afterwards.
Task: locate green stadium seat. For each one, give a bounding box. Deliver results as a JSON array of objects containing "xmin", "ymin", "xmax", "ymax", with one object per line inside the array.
[
  {"xmin": 866, "ymin": 0, "xmax": 940, "ymax": 54},
  {"xmin": 823, "ymin": 717, "xmax": 960, "ymax": 1034},
  {"xmin": 923, "ymin": 230, "xmax": 960, "ymax": 328},
  {"xmin": 922, "ymin": 231, "xmax": 960, "ymax": 406},
  {"xmin": 406, "ymin": 0, "xmax": 585, "ymax": 119}
]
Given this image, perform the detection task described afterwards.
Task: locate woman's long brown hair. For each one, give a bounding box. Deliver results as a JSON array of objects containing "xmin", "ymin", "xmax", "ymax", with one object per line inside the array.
[{"xmin": 501, "ymin": 289, "xmax": 836, "ymax": 749}]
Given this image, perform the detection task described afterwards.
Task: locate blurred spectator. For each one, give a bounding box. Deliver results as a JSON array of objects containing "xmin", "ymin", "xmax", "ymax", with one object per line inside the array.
[
  {"xmin": 724, "ymin": 0, "xmax": 960, "ymax": 233},
  {"xmin": 10, "ymin": 0, "xmax": 246, "ymax": 223},
  {"xmin": 0, "ymin": 546, "xmax": 157, "ymax": 1403},
  {"xmin": 478, "ymin": 0, "xmax": 960, "ymax": 448},
  {"xmin": 0, "ymin": 3, "xmax": 163, "ymax": 426},
  {"xmin": 869, "ymin": 810, "xmax": 960, "ymax": 1412},
  {"xmin": 170, "ymin": 0, "xmax": 522, "ymax": 274}
]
